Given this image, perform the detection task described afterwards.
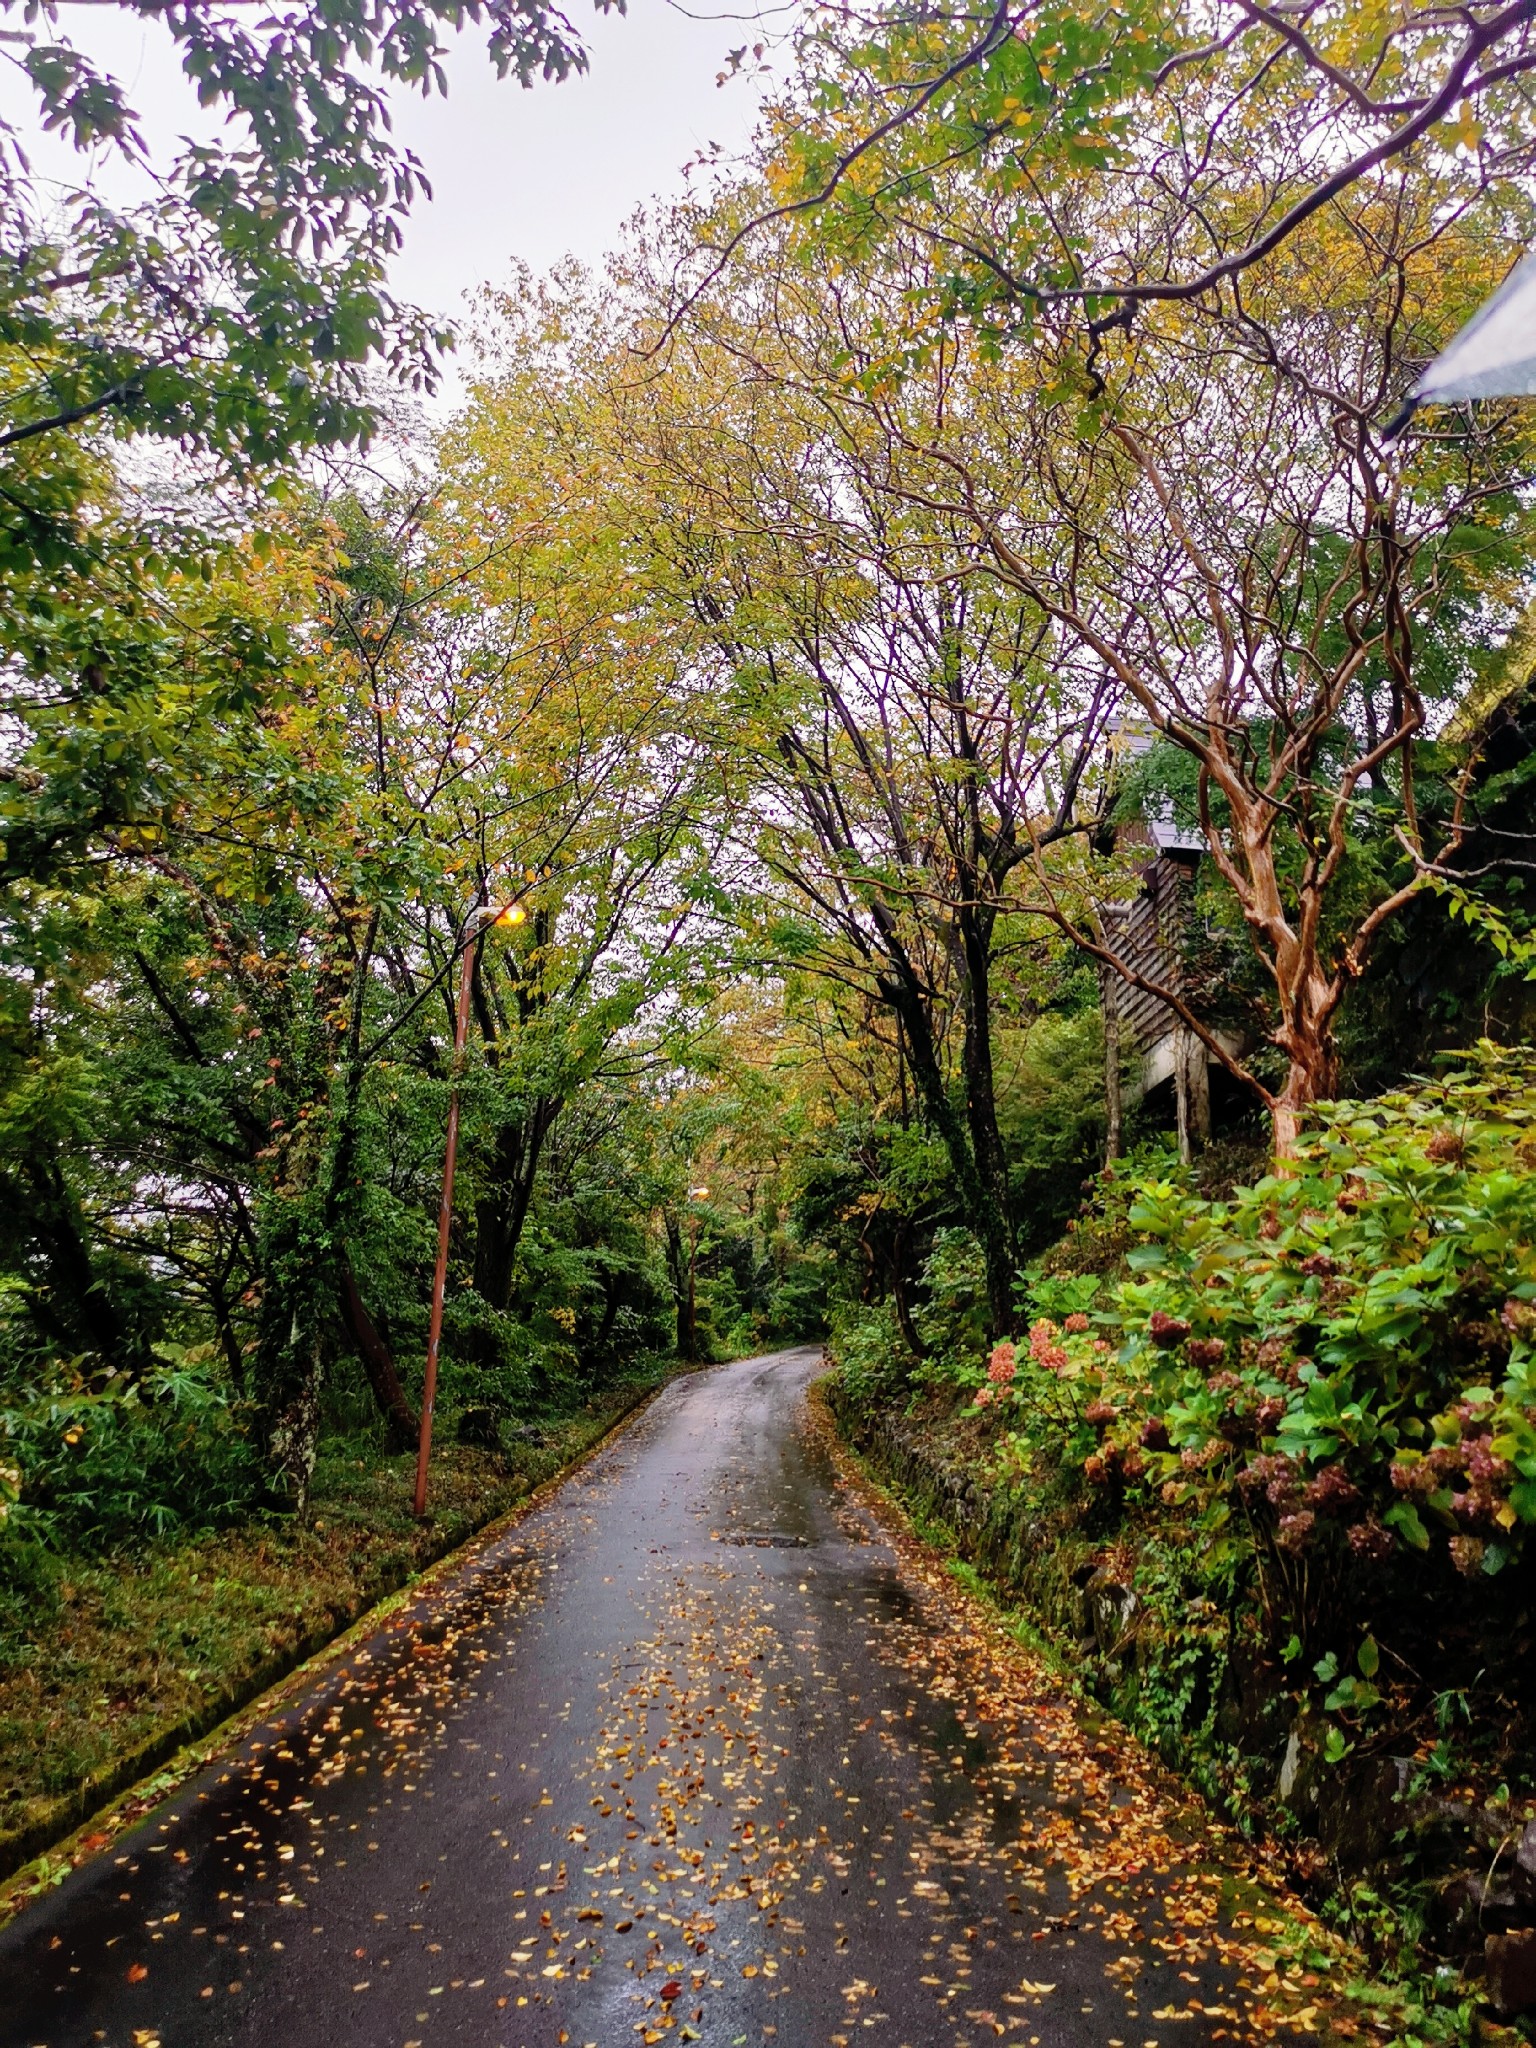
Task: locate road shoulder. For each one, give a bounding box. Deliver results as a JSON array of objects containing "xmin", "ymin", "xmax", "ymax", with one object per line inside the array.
[{"xmin": 0, "ymin": 1367, "xmax": 693, "ymax": 1930}]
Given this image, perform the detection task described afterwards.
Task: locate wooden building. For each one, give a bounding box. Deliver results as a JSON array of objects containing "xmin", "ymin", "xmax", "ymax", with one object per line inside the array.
[{"xmin": 1098, "ymin": 792, "xmax": 1238, "ymax": 1159}]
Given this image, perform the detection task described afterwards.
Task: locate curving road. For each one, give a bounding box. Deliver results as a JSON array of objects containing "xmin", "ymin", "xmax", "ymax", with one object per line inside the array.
[{"xmin": 0, "ymin": 1349, "xmax": 1326, "ymax": 2048}]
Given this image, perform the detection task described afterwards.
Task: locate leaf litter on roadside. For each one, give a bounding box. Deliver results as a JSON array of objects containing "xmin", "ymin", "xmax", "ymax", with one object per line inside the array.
[{"xmin": 21, "ymin": 1377, "xmax": 1367, "ymax": 2048}]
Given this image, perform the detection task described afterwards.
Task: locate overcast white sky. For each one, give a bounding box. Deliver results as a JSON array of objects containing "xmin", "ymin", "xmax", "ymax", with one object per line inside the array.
[
  {"xmin": 386, "ymin": 6, "xmax": 775, "ymax": 320},
  {"xmin": 12, "ymin": 0, "xmax": 777, "ymax": 324}
]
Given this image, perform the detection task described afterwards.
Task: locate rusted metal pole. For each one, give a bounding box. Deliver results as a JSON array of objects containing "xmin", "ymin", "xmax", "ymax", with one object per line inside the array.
[{"xmin": 413, "ymin": 920, "xmax": 478, "ymax": 1519}]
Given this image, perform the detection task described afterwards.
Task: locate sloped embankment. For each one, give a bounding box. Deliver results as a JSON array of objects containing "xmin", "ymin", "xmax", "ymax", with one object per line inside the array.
[
  {"xmin": 0, "ymin": 1379, "xmax": 670, "ymax": 1895},
  {"xmin": 825, "ymin": 1372, "xmax": 1536, "ymax": 2022}
]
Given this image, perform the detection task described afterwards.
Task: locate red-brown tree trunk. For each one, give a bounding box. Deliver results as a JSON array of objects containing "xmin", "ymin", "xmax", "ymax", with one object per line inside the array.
[{"xmin": 1270, "ymin": 974, "xmax": 1341, "ymax": 1159}]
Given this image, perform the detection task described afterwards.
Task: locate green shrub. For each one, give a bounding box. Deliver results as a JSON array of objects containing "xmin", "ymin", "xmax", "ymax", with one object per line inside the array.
[
  {"xmin": 759, "ymin": 1252, "xmax": 834, "ymax": 1343},
  {"xmin": 827, "ymin": 1299, "xmax": 908, "ymax": 1407},
  {"xmin": 0, "ymin": 1526, "xmax": 58, "ymax": 1653},
  {"xmin": 912, "ymin": 1228, "xmax": 990, "ymax": 1385},
  {"xmin": 998, "ymin": 1010, "xmax": 1112, "ymax": 1255},
  {"xmin": 978, "ymin": 1044, "xmax": 1536, "ymax": 1594},
  {"xmin": 1017, "ymin": 1268, "xmax": 1103, "ymax": 1325},
  {"xmin": 439, "ymin": 1293, "xmax": 576, "ymax": 1416},
  {"xmin": 1, "ymin": 1355, "xmax": 263, "ymax": 1551}
]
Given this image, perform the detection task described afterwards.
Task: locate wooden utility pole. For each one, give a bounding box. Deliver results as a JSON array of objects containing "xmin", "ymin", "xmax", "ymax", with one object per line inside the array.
[
  {"xmin": 1103, "ymin": 983, "xmax": 1123, "ymax": 1164},
  {"xmin": 1173, "ymin": 1021, "xmax": 1210, "ymax": 1166}
]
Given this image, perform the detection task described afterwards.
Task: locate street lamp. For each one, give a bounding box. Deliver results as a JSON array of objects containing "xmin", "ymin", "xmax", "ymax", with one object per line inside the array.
[
  {"xmin": 412, "ymin": 893, "xmax": 526, "ymax": 1519},
  {"xmin": 1385, "ymin": 247, "xmax": 1536, "ymax": 435}
]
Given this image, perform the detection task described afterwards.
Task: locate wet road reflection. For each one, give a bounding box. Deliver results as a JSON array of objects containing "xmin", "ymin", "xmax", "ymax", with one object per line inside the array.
[{"xmin": 0, "ymin": 1349, "xmax": 1333, "ymax": 2048}]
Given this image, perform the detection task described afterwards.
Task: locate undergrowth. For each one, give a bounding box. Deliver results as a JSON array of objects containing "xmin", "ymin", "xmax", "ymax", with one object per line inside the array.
[{"xmin": 828, "ymin": 1046, "xmax": 1536, "ymax": 2027}]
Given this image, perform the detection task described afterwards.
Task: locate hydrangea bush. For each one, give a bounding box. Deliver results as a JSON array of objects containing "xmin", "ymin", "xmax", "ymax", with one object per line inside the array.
[{"xmin": 971, "ymin": 1045, "xmax": 1536, "ymax": 1587}]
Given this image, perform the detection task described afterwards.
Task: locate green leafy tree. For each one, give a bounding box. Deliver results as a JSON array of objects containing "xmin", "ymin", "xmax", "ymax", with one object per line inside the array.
[{"xmin": 0, "ymin": 0, "xmax": 608, "ymax": 496}]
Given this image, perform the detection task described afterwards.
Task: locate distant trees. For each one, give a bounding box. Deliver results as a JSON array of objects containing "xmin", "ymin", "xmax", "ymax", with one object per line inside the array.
[{"xmin": 605, "ymin": 285, "xmax": 1107, "ymax": 1330}]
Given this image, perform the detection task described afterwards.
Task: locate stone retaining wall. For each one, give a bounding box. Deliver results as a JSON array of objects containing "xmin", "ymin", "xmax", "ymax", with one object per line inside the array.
[{"xmin": 827, "ymin": 1375, "xmax": 1536, "ymax": 2015}]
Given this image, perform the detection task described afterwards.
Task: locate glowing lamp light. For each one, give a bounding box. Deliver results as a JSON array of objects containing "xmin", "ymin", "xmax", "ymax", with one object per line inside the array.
[{"xmin": 495, "ymin": 903, "xmax": 527, "ymax": 927}]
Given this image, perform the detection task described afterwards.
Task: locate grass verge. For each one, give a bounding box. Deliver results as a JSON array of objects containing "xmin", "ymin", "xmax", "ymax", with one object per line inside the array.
[{"xmin": 0, "ymin": 1367, "xmax": 682, "ymax": 1905}]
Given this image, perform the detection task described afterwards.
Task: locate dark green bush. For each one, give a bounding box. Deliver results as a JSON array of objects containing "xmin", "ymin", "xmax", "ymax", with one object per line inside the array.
[
  {"xmin": 439, "ymin": 1293, "xmax": 571, "ymax": 1416},
  {"xmin": 1, "ymin": 1357, "xmax": 263, "ymax": 1552},
  {"xmin": 826, "ymin": 1299, "xmax": 908, "ymax": 1405},
  {"xmin": 759, "ymin": 1253, "xmax": 834, "ymax": 1343}
]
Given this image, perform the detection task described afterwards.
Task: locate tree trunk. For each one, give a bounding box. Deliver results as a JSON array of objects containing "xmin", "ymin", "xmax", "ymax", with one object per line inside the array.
[
  {"xmin": 253, "ymin": 902, "xmax": 380, "ymax": 1509},
  {"xmin": 258, "ymin": 1295, "xmax": 326, "ymax": 1514},
  {"xmin": 1173, "ymin": 1027, "xmax": 1212, "ymax": 1160},
  {"xmin": 662, "ymin": 1210, "xmax": 693, "ymax": 1360},
  {"xmin": 687, "ymin": 1232, "xmax": 698, "ymax": 1362},
  {"xmin": 1103, "ymin": 988, "xmax": 1123, "ymax": 1165},
  {"xmin": 338, "ymin": 1253, "xmax": 418, "ymax": 1451},
  {"xmin": 858, "ymin": 1227, "xmax": 878, "ymax": 1303},
  {"xmin": 882, "ymin": 972, "xmax": 1012, "ymax": 1338},
  {"xmin": 1272, "ymin": 1053, "xmax": 1335, "ymax": 1159},
  {"xmin": 591, "ymin": 1276, "xmax": 621, "ymax": 1357},
  {"xmin": 472, "ymin": 1098, "xmax": 562, "ymax": 1311},
  {"xmin": 10, "ymin": 1151, "xmax": 153, "ymax": 1379},
  {"xmin": 208, "ymin": 1270, "xmax": 248, "ymax": 1393},
  {"xmin": 956, "ymin": 905, "xmax": 1016, "ymax": 1337},
  {"xmin": 890, "ymin": 1219, "xmax": 926, "ymax": 1361},
  {"xmin": 1185, "ymin": 1028, "xmax": 1211, "ymax": 1147},
  {"xmin": 1271, "ymin": 975, "xmax": 1341, "ymax": 1159},
  {"xmin": 1272, "ymin": 1098, "xmax": 1303, "ymax": 1158}
]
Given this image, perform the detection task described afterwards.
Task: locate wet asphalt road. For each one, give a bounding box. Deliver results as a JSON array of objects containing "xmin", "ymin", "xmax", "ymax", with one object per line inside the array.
[{"xmin": 0, "ymin": 1349, "xmax": 1321, "ymax": 2048}]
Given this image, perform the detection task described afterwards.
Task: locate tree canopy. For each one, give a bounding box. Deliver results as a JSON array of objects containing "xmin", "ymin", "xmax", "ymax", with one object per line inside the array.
[{"xmin": 3, "ymin": 0, "xmax": 1535, "ymax": 1511}]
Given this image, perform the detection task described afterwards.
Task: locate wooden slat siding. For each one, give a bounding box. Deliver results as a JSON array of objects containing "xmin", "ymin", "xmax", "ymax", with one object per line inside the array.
[{"xmin": 1101, "ymin": 855, "xmax": 1198, "ymax": 1058}]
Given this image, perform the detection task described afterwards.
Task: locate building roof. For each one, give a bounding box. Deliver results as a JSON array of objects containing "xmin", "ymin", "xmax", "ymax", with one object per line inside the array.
[{"xmin": 1146, "ymin": 801, "xmax": 1205, "ymax": 855}]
